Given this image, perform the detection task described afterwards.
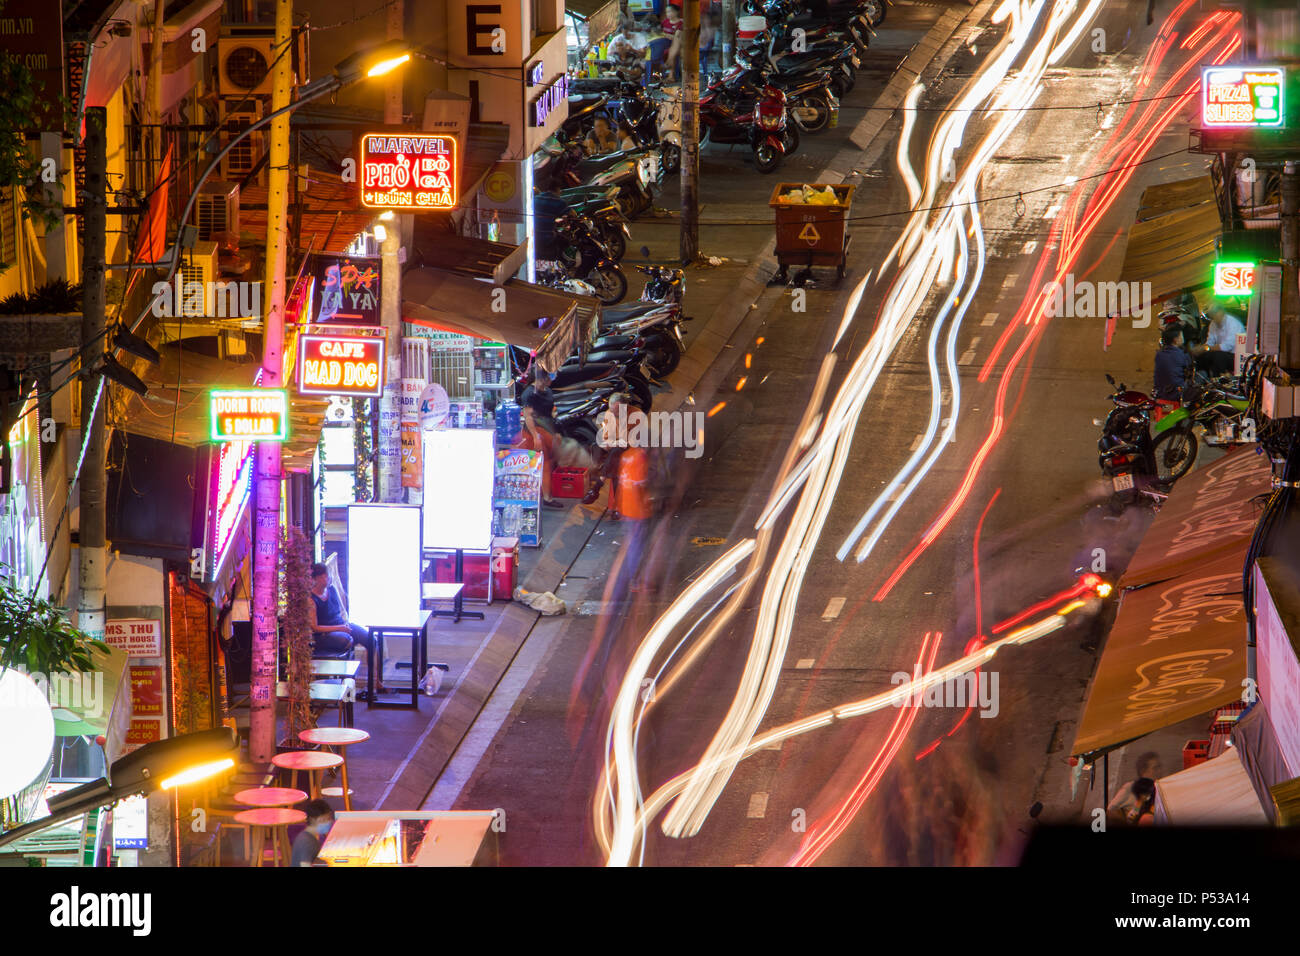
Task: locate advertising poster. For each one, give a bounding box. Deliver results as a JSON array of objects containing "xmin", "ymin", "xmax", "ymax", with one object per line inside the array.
[
  {"xmin": 401, "ymin": 421, "xmax": 423, "ymax": 489},
  {"xmin": 129, "ymin": 666, "xmax": 165, "ymax": 717},
  {"xmin": 104, "ymin": 619, "xmax": 163, "ymax": 658},
  {"xmin": 125, "ymin": 719, "xmax": 163, "ymax": 749},
  {"xmin": 494, "ymin": 448, "xmax": 542, "ymax": 548}
]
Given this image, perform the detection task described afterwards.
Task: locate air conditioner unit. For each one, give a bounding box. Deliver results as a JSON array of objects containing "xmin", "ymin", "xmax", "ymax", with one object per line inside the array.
[
  {"xmin": 178, "ymin": 241, "xmax": 219, "ymax": 318},
  {"xmin": 217, "ymin": 25, "xmax": 309, "ymax": 97},
  {"xmin": 196, "ymin": 181, "xmax": 240, "ymax": 242},
  {"xmin": 219, "ymin": 99, "xmax": 265, "ymax": 185}
]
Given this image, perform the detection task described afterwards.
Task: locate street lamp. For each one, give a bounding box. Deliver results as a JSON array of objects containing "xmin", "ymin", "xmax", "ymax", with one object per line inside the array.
[
  {"xmin": 123, "ymin": 40, "xmax": 415, "ymax": 338},
  {"xmin": 0, "ymin": 727, "xmax": 239, "ymax": 849}
]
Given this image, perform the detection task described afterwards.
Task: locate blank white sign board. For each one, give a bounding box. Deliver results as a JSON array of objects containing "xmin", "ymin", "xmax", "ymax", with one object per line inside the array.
[
  {"xmin": 347, "ymin": 504, "xmax": 422, "ymax": 627},
  {"xmin": 421, "ymin": 428, "xmax": 495, "ymax": 552}
]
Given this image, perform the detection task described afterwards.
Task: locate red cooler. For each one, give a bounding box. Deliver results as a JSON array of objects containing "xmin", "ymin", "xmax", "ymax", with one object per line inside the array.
[{"xmin": 492, "ymin": 536, "xmax": 519, "ymax": 600}]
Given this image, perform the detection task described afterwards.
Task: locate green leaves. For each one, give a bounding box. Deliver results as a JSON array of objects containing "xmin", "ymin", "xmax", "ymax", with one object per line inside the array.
[{"xmin": 0, "ymin": 570, "xmax": 105, "ymax": 678}]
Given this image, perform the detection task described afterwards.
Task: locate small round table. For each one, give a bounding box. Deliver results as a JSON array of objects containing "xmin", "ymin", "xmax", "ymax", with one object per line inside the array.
[
  {"xmin": 272, "ymin": 750, "xmax": 344, "ymax": 800},
  {"xmin": 298, "ymin": 728, "xmax": 370, "ymax": 811},
  {"xmin": 234, "ymin": 807, "xmax": 306, "ymax": 867},
  {"xmin": 233, "ymin": 787, "xmax": 308, "ymax": 808}
]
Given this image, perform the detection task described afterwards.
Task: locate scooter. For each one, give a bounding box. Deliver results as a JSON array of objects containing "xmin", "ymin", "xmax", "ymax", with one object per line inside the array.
[
  {"xmin": 1095, "ymin": 375, "xmax": 1170, "ymax": 511},
  {"xmin": 699, "ymin": 80, "xmax": 796, "ymax": 173},
  {"xmin": 730, "ymin": 52, "xmax": 839, "ymax": 133}
]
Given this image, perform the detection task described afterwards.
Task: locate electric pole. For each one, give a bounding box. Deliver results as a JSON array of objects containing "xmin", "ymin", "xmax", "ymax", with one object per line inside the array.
[
  {"xmin": 76, "ymin": 107, "xmax": 107, "ymax": 642},
  {"xmin": 1281, "ymin": 160, "xmax": 1299, "ymax": 369},
  {"xmin": 249, "ymin": 0, "xmax": 294, "ymax": 762},
  {"xmin": 681, "ymin": 0, "xmax": 701, "ymax": 264},
  {"xmin": 721, "ymin": 0, "xmax": 736, "ymax": 68},
  {"xmin": 376, "ymin": 0, "xmax": 406, "ymax": 503}
]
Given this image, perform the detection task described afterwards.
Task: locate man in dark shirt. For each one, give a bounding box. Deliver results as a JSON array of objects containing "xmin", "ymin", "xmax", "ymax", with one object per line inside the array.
[
  {"xmin": 291, "ymin": 799, "xmax": 334, "ymax": 867},
  {"xmin": 309, "ymin": 562, "xmax": 372, "ymax": 659},
  {"xmin": 1153, "ymin": 326, "xmax": 1193, "ymax": 401},
  {"xmin": 517, "ymin": 369, "xmax": 563, "ymax": 508}
]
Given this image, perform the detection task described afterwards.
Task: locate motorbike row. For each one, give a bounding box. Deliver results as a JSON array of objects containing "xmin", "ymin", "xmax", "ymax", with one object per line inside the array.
[
  {"xmin": 515, "ymin": 265, "xmax": 690, "ymax": 450},
  {"xmin": 525, "ymin": 0, "xmax": 885, "ymax": 305}
]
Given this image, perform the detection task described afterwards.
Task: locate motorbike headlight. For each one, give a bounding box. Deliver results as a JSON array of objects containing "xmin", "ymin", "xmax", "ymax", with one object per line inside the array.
[
  {"xmin": 636, "ymin": 159, "xmax": 649, "ymax": 186},
  {"xmin": 760, "ymin": 115, "xmax": 781, "ymax": 128},
  {"xmin": 850, "ymin": 54, "xmax": 861, "ymax": 68}
]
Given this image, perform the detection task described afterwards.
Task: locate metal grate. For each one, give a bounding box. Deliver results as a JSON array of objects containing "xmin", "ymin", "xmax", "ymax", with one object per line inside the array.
[
  {"xmin": 0, "ymin": 189, "xmax": 15, "ymax": 267},
  {"xmin": 427, "ymin": 338, "xmax": 475, "ymax": 400}
]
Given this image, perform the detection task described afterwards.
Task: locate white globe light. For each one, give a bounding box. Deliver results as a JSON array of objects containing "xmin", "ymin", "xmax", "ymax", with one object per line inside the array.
[{"xmin": 0, "ymin": 669, "xmax": 56, "ymax": 799}]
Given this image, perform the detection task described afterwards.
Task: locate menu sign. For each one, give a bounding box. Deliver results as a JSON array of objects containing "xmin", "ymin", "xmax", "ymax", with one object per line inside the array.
[
  {"xmin": 298, "ymin": 332, "xmax": 385, "ymax": 398},
  {"xmin": 360, "ymin": 134, "xmax": 457, "ymax": 210},
  {"xmin": 1202, "ymin": 66, "xmax": 1284, "ymax": 128},
  {"xmin": 209, "ymin": 389, "xmax": 289, "ymax": 442}
]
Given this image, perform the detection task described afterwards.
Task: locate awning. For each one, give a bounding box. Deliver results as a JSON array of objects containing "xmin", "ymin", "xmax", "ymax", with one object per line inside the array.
[
  {"xmin": 1154, "ymin": 748, "xmax": 1269, "ymax": 825},
  {"xmin": 1120, "ymin": 446, "xmax": 1271, "ymax": 589},
  {"xmin": 402, "ymin": 268, "xmax": 596, "ymax": 374},
  {"xmin": 109, "ymin": 349, "xmax": 328, "ymax": 472},
  {"xmin": 51, "ymin": 645, "xmax": 132, "ymax": 765},
  {"xmin": 566, "ymin": 0, "xmax": 621, "ymax": 46},
  {"xmin": 1073, "ymin": 547, "xmax": 1249, "ymax": 758},
  {"xmin": 241, "ymin": 170, "xmax": 375, "ymax": 257},
  {"xmin": 1119, "ymin": 175, "xmax": 1221, "ymax": 302}
]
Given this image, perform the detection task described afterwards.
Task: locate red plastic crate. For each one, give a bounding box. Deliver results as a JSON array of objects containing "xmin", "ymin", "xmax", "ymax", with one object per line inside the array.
[
  {"xmin": 428, "ymin": 552, "xmax": 491, "ymax": 601},
  {"xmin": 552, "ymin": 467, "xmax": 589, "ymax": 499},
  {"xmin": 1183, "ymin": 739, "xmax": 1210, "ymax": 770}
]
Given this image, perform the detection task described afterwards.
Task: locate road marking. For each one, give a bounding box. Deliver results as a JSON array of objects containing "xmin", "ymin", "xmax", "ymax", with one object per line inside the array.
[
  {"xmin": 821, "ymin": 596, "xmax": 846, "ymax": 620},
  {"xmin": 908, "ymin": 433, "xmax": 924, "ymax": 451},
  {"xmin": 795, "ymin": 658, "xmax": 815, "ymax": 669},
  {"xmin": 747, "ymin": 792, "xmax": 769, "ymax": 818},
  {"xmin": 1001, "ymin": 273, "xmax": 1019, "ymax": 290},
  {"xmin": 1043, "ymin": 204, "xmax": 1061, "ymax": 219},
  {"xmin": 760, "ymin": 739, "xmax": 784, "ymax": 752},
  {"xmin": 981, "ymin": 312, "xmax": 998, "ymax": 326},
  {"xmin": 1022, "ymin": 240, "xmax": 1038, "ymax": 254},
  {"xmin": 958, "ymin": 349, "xmax": 977, "ymax": 365}
]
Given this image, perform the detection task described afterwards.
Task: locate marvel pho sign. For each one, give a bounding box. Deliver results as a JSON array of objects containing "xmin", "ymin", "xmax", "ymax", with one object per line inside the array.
[
  {"xmin": 1202, "ymin": 66, "xmax": 1284, "ymax": 128},
  {"xmin": 209, "ymin": 389, "xmax": 289, "ymax": 442},
  {"xmin": 360, "ymin": 133, "xmax": 458, "ymax": 210}
]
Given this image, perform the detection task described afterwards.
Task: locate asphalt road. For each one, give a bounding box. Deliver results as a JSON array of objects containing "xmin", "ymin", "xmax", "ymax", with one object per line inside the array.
[{"xmin": 446, "ymin": 0, "xmax": 1215, "ymax": 865}]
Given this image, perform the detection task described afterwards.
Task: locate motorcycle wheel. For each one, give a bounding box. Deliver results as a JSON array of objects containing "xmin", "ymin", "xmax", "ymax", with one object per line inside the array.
[
  {"xmin": 830, "ymin": 73, "xmax": 852, "ymax": 100},
  {"xmin": 753, "ymin": 141, "xmax": 782, "ymax": 174},
  {"xmin": 864, "ymin": 0, "xmax": 886, "ymax": 26},
  {"xmin": 600, "ymin": 224, "xmax": 627, "ymax": 261},
  {"xmin": 558, "ymin": 418, "xmax": 599, "ymax": 446},
  {"xmin": 625, "ymin": 375, "xmax": 654, "ymax": 412},
  {"xmin": 641, "ymin": 332, "xmax": 683, "ymax": 377},
  {"xmin": 1153, "ymin": 426, "xmax": 1198, "ymax": 483},
  {"xmin": 661, "ymin": 140, "xmax": 681, "ymax": 175},
  {"xmin": 791, "ymin": 94, "xmax": 831, "ymax": 134},
  {"xmin": 782, "ymin": 123, "xmax": 801, "ymax": 156},
  {"xmin": 587, "ymin": 264, "xmax": 629, "ymax": 305}
]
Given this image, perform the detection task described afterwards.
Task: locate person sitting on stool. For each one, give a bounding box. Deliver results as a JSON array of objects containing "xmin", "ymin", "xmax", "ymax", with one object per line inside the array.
[
  {"xmin": 309, "ymin": 562, "xmax": 373, "ymax": 664},
  {"xmin": 1192, "ymin": 302, "xmax": 1245, "ymax": 376}
]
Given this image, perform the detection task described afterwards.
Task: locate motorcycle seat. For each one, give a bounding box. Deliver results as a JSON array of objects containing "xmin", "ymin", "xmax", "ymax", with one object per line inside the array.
[
  {"xmin": 585, "ymin": 348, "xmax": 637, "ymax": 365},
  {"xmin": 602, "ymin": 302, "xmax": 667, "ymax": 320}
]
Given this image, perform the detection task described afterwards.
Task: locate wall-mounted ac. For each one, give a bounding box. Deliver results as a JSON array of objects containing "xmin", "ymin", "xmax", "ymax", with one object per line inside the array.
[
  {"xmin": 178, "ymin": 241, "xmax": 219, "ymax": 318},
  {"xmin": 196, "ymin": 181, "xmax": 240, "ymax": 242},
  {"xmin": 217, "ymin": 24, "xmax": 310, "ymax": 98},
  {"xmin": 219, "ymin": 99, "xmax": 265, "ymax": 186}
]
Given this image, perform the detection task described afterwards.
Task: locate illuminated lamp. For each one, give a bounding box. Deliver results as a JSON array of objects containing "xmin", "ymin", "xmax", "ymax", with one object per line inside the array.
[{"xmin": 0, "ymin": 669, "xmax": 56, "ymax": 801}]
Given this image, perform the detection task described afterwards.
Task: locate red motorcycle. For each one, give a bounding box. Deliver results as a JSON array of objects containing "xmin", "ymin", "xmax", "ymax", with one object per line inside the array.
[{"xmin": 699, "ymin": 80, "xmax": 797, "ymax": 174}]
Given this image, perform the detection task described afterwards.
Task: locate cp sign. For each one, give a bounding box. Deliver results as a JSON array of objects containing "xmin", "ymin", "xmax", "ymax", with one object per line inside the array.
[{"xmin": 1213, "ymin": 262, "xmax": 1256, "ymax": 297}]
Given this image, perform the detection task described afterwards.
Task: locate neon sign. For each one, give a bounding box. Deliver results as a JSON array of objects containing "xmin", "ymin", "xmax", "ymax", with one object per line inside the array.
[
  {"xmin": 360, "ymin": 134, "xmax": 457, "ymax": 210},
  {"xmin": 1202, "ymin": 66, "xmax": 1284, "ymax": 128},
  {"xmin": 298, "ymin": 332, "xmax": 385, "ymax": 398},
  {"xmin": 209, "ymin": 389, "xmax": 289, "ymax": 442},
  {"xmin": 530, "ymin": 74, "xmax": 569, "ymax": 128},
  {"xmin": 1214, "ymin": 261, "xmax": 1256, "ymax": 296},
  {"xmin": 209, "ymin": 437, "xmax": 254, "ymax": 578}
]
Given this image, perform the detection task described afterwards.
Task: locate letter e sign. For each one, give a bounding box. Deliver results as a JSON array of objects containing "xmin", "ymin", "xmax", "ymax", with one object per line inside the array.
[{"xmin": 467, "ymin": 4, "xmax": 503, "ymax": 56}]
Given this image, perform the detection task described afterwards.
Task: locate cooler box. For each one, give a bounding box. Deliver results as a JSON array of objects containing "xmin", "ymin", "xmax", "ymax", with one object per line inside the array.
[
  {"xmin": 552, "ymin": 467, "xmax": 589, "ymax": 499},
  {"xmin": 738, "ymin": 15, "xmax": 767, "ymax": 41},
  {"xmin": 491, "ymin": 536, "xmax": 518, "ymax": 601},
  {"xmin": 429, "ymin": 552, "xmax": 491, "ymax": 601}
]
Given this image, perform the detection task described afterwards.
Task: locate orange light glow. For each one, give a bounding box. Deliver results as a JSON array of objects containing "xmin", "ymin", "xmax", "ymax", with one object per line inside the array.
[{"xmin": 707, "ymin": 402, "xmax": 726, "ymax": 418}]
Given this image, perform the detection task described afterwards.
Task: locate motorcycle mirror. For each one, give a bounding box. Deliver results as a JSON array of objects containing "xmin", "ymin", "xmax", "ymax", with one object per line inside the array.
[
  {"xmin": 640, "ymin": 245, "xmax": 652, "ymax": 259},
  {"xmin": 1105, "ymin": 373, "xmax": 1116, "ymax": 385}
]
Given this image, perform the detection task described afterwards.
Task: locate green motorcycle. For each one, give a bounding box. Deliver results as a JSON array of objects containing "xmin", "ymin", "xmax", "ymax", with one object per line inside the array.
[{"xmin": 1150, "ymin": 375, "xmax": 1252, "ymax": 482}]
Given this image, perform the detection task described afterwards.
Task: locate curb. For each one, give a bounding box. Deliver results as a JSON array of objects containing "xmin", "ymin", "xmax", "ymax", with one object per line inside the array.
[{"xmin": 664, "ymin": 1, "xmax": 994, "ymax": 416}]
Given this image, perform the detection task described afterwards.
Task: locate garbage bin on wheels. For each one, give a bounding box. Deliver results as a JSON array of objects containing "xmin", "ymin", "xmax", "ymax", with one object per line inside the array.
[{"xmin": 769, "ymin": 182, "xmax": 855, "ymax": 284}]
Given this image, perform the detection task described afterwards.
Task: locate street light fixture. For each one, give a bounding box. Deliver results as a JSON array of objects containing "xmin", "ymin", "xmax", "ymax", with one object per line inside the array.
[
  {"xmin": 123, "ymin": 40, "xmax": 415, "ymax": 339},
  {"xmin": 0, "ymin": 727, "xmax": 239, "ymax": 849}
]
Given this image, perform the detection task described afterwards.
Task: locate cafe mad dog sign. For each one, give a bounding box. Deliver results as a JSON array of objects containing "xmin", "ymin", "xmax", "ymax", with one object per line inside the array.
[{"xmin": 298, "ymin": 330, "xmax": 386, "ymax": 398}]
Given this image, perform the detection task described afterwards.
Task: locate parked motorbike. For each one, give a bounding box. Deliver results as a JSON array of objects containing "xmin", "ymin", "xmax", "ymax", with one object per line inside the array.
[
  {"xmin": 1147, "ymin": 371, "xmax": 1253, "ymax": 481},
  {"xmin": 536, "ymin": 214, "xmax": 628, "ymax": 305},
  {"xmin": 533, "ymin": 136, "xmax": 657, "ymax": 219},
  {"xmin": 730, "ymin": 52, "xmax": 839, "ymax": 133},
  {"xmin": 699, "ymin": 79, "xmax": 796, "ymax": 173},
  {"xmin": 1094, "ymin": 375, "xmax": 1171, "ymax": 511}
]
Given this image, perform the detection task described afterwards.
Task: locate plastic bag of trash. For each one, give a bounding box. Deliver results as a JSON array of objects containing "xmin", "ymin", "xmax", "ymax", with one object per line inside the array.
[
  {"xmin": 514, "ymin": 586, "xmax": 567, "ymax": 615},
  {"xmin": 806, "ymin": 185, "xmax": 838, "ymax": 205}
]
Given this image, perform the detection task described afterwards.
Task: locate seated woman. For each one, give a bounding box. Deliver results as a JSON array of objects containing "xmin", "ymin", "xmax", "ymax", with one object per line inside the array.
[
  {"xmin": 514, "ymin": 368, "xmax": 565, "ymax": 509},
  {"xmin": 584, "ymin": 115, "xmax": 622, "ymax": 156}
]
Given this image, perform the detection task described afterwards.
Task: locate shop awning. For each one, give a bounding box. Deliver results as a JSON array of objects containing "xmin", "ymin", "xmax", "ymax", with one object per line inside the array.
[
  {"xmin": 51, "ymin": 645, "xmax": 132, "ymax": 765},
  {"xmin": 110, "ymin": 349, "xmax": 328, "ymax": 472},
  {"xmin": 1073, "ymin": 547, "xmax": 1249, "ymax": 758},
  {"xmin": 1154, "ymin": 748, "xmax": 1269, "ymax": 825},
  {"xmin": 566, "ymin": 0, "xmax": 621, "ymax": 45},
  {"xmin": 402, "ymin": 268, "xmax": 595, "ymax": 373},
  {"xmin": 1120, "ymin": 446, "xmax": 1271, "ymax": 589},
  {"xmin": 1119, "ymin": 175, "xmax": 1221, "ymax": 301},
  {"xmin": 241, "ymin": 170, "xmax": 375, "ymax": 257}
]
